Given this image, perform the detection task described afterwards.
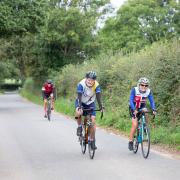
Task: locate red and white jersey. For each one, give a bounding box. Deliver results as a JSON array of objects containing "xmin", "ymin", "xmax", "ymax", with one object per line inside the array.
[{"xmin": 134, "ymin": 87, "xmax": 150, "ymax": 109}]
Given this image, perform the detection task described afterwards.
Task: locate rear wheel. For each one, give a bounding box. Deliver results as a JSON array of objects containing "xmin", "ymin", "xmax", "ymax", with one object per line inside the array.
[
  {"xmin": 141, "ymin": 124, "xmax": 150, "ymax": 158},
  {"xmin": 88, "ymin": 126, "xmax": 95, "ymax": 159},
  {"xmin": 133, "ymin": 131, "xmax": 139, "ymax": 153}
]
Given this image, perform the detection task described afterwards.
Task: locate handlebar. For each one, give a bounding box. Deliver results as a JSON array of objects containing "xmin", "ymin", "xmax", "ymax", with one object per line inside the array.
[
  {"xmin": 137, "ymin": 108, "xmax": 156, "ymax": 119},
  {"xmin": 81, "ymin": 108, "xmax": 104, "ymax": 119}
]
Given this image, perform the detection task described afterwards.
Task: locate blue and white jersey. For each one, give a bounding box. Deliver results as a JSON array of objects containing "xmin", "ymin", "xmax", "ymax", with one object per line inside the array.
[
  {"xmin": 129, "ymin": 87, "xmax": 156, "ymax": 111},
  {"xmin": 77, "ymin": 79, "xmax": 101, "ymax": 105}
]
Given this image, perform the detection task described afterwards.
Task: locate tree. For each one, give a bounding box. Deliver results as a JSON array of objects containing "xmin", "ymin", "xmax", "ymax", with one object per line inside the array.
[
  {"xmin": 97, "ymin": 0, "xmax": 180, "ymax": 53},
  {"xmin": 41, "ymin": 0, "xmax": 111, "ymax": 68},
  {"xmin": 0, "ymin": 0, "xmax": 48, "ymax": 37},
  {"xmin": 0, "ymin": 0, "xmax": 48, "ymax": 82}
]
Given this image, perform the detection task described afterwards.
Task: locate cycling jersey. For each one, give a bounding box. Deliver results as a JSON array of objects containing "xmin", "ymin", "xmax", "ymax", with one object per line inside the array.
[
  {"xmin": 129, "ymin": 87, "xmax": 155, "ymax": 111},
  {"xmin": 42, "ymin": 83, "xmax": 54, "ymax": 94},
  {"xmin": 77, "ymin": 79, "xmax": 101, "ymax": 105}
]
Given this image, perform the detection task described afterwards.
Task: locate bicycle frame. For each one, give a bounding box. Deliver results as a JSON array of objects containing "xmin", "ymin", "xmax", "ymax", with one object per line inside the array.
[
  {"xmin": 78, "ymin": 108, "xmax": 103, "ymax": 159},
  {"xmin": 137, "ymin": 112, "xmax": 146, "ymax": 143},
  {"xmin": 133, "ymin": 108, "xmax": 151, "ymax": 158}
]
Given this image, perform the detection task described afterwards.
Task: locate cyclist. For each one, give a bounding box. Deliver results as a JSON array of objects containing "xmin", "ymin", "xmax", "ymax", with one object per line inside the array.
[
  {"xmin": 128, "ymin": 77, "xmax": 156, "ymax": 151},
  {"xmin": 42, "ymin": 79, "xmax": 56, "ymax": 118},
  {"xmin": 75, "ymin": 71, "xmax": 104, "ymax": 150}
]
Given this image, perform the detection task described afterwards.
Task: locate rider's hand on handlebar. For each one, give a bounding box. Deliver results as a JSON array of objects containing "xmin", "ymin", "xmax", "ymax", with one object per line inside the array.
[
  {"xmin": 100, "ymin": 106, "xmax": 105, "ymax": 112},
  {"xmin": 152, "ymin": 110, "xmax": 156, "ymax": 118},
  {"xmin": 133, "ymin": 110, "xmax": 138, "ymax": 117},
  {"xmin": 76, "ymin": 107, "xmax": 83, "ymax": 115}
]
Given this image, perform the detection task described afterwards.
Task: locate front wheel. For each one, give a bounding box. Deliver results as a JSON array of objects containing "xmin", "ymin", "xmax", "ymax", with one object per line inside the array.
[
  {"xmin": 141, "ymin": 124, "xmax": 150, "ymax": 158},
  {"xmin": 47, "ymin": 101, "xmax": 51, "ymax": 121},
  {"xmin": 88, "ymin": 141, "xmax": 95, "ymax": 159},
  {"xmin": 80, "ymin": 125, "xmax": 87, "ymax": 154}
]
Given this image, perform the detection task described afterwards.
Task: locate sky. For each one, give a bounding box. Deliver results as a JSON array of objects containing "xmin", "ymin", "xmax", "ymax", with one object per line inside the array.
[
  {"xmin": 110, "ymin": 0, "xmax": 126, "ymax": 9},
  {"xmin": 96, "ymin": 0, "xmax": 127, "ymax": 30}
]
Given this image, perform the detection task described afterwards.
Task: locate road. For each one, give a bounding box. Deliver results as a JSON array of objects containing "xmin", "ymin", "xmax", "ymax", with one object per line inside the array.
[{"xmin": 0, "ymin": 93, "xmax": 179, "ymax": 180}]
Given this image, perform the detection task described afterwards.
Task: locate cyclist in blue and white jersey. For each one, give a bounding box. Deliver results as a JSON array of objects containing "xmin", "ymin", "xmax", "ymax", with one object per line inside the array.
[
  {"xmin": 128, "ymin": 77, "xmax": 156, "ymax": 151},
  {"xmin": 75, "ymin": 71, "xmax": 104, "ymax": 150}
]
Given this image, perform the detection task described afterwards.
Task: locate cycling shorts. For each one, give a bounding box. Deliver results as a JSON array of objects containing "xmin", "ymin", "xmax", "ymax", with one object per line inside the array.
[
  {"xmin": 43, "ymin": 92, "xmax": 53, "ymax": 100},
  {"xmin": 75, "ymin": 99, "xmax": 96, "ymax": 116}
]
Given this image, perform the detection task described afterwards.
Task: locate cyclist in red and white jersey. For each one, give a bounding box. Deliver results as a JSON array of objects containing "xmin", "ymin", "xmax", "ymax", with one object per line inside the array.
[{"xmin": 128, "ymin": 77, "xmax": 156, "ymax": 151}]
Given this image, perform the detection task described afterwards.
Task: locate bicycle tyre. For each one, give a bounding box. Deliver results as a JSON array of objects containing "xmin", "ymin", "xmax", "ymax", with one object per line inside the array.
[
  {"xmin": 141, "ymin": 124, "xmax": 150, "ymax": 158},
  {"xmin": 88, "ymin": 141, "xmax": 95, "ymax": 159},
  {"xmin": 80, "ymin": 125, "xmax": 86, "ymax": 154},
  {"xmin": 47, "ymin": 101, "xmax": 51, "ymax": 121},
  {"xmin": 133, "ymin": 132, "xmax": 139, "ymax": 153}
]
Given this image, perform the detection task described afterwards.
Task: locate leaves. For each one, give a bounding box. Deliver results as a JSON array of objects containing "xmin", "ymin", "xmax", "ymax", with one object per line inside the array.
[{"xmin": 97, "ymin": 0, "xmax": 180, "ymax": 53}]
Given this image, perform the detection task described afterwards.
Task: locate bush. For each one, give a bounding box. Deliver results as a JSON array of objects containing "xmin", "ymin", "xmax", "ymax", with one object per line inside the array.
[{"xmin": 49, "ymin": 39, "xmax": 180, "ymax": 148}]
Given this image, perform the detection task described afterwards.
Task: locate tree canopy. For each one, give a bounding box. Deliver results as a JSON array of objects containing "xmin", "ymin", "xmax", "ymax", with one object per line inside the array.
[{"xmin": 97, "ymin": 0, "xmax": 180, "ymax": 53}]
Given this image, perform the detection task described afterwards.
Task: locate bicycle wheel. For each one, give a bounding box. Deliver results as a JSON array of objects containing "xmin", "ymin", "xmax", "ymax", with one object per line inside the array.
[
  {"xmin": 88, "ymin": 141, "xmax": 95, "ymax": 159},
  {"xmin": 47, "ymin": 101, "xmax": 51, "ymax": 121},
  {"xmin": 141, "ymin": 124, "xmax": 150, "ymax": 158},
  {"xmin": 80, "ymin": 125, "xmax": 86, "ymax": 154},
  {"xmin": 133, "ymin": 131, "xmax": 139, "ymax": 153},
  {"xmin": 88, "ymin": 133, "xmax": 95, "ymax": 159}
]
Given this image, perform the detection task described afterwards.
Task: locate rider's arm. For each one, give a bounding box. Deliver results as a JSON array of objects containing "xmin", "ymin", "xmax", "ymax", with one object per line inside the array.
[
  {"xmin": 96, "ymin": 85, "xmax": 103, "ymax": 109},
  {"xmin": 129, "ymin": 88, "xmax": 136, "ymax": 111},
  {"xmin": 52, "ymin": 85, "xmax": 57, "ymax": 100},
  {"xmin": 77, "ymin": 83, "xmax": 83, "ymax": 108},
  {"xmin": 77, "ymin": 93, "xmax": 82, "ymax": 108},
  {"xmin": 41, "ymin": 85, "xmax": 45, "ymax": 99},
  {"xmin": 96, "ymin": 92, "xmax": 103, "ymax": 109},
  {"xmin": 42, "ymin": 86, "xmax": 45, "ymax": 91},
  {"xmin": 148, "ymin": 91, "xmax": 156, "ymax": 111}
]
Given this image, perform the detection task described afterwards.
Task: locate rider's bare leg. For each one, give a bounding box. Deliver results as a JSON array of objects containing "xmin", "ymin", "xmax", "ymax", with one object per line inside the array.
[
  {"xmin": 50, "ymin": 94, "xmax": 54, "ymax": 109},
  {"xmin": 129, "ymin": 118, "xmax": 138, "ymax": 141},
  {"xmin": 75, "ymin": 108, "xmax": 82, "ymax": 126}
]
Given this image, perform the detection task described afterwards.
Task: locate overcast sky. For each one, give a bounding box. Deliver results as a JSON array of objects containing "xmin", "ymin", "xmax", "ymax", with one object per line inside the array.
[
  {"xmin": 111, "ymin": 0, "xmax": 126, "ymax": 9},
  {"xmin": 96, "ymin": 0, "xmax": 127, "ymax": 30}
]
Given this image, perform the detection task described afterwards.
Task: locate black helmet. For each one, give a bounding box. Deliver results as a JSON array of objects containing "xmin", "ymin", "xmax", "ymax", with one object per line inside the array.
[
  {"xmin": 86, "ymin": 71, "xmax": 97, "ymax": 80},
  {"xmin": 47, "ymin": 79, "xmax": 52, "ymax": 84}
]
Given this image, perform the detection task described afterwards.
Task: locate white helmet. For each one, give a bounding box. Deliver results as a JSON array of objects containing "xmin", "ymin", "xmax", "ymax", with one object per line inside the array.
[{"xmin": 137, "ymin": 77, "xmax": 150, "ymax": 86}]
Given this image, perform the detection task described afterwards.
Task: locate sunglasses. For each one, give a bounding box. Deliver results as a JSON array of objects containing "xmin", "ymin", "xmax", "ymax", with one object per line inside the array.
[{"xmin": 140, "ymin": 84, "xmax": 148, "ymax": 87}]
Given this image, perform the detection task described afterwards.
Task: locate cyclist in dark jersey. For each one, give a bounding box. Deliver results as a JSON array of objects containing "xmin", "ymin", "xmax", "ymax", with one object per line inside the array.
[
  {"xmin": 128, "ymin": 77, "xmax": 156, "ymax": 151},
  {"xmin": 42, "ymin": 79, "xmax": 56, "ymax": 118}
]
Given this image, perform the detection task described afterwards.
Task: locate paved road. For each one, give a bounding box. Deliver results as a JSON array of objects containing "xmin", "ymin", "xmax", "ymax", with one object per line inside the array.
[{"xmin": 0, "ymin": 93, "xmax": 179, "ymax": 180}]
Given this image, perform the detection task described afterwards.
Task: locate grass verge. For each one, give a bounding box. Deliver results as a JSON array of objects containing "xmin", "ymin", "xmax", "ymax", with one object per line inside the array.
[{"xmin": 21, "ymin": 89, "xmax": 180, "ymax": 152}]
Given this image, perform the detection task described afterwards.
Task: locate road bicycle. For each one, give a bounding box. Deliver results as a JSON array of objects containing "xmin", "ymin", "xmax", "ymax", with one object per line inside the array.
[
  {"xmin": 133, "ymin": 108, "xmax": 155, "ymax": 159},
  {"xmin": 77, "ymin": 108, "xmax": 103, "ymax": 159}
]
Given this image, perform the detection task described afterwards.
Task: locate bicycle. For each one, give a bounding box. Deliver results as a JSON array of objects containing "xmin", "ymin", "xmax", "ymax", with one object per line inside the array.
[
  {"xmin": 77, "ymin": 108, "xmax": 103, "ymax": 159},
  {"xmin": 133, "ymin": 108, "xmax": 155, "ymax": 159}
]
